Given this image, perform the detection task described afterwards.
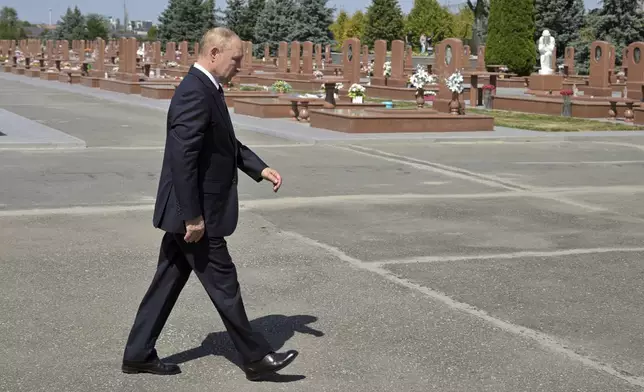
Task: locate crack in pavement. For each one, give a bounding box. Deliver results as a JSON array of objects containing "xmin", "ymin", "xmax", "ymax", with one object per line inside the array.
[{"xmin": 281, "ymin": 229, "xmax": 644, "ymax": 389}]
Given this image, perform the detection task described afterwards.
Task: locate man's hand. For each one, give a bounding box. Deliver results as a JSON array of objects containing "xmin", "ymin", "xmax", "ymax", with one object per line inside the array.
[
  {"xmin": 184, "ymin": 216, "xmax": 205, "ymax": 243},
  {"xmin": 261, "ymin": 167, "xmax": 282, "ymax": 192}
]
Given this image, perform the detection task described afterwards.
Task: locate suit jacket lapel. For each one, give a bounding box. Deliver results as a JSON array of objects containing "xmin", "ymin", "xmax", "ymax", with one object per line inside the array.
[{"xmin": 188, "ymin": 67, "xmax": 236, "ymax": 144}]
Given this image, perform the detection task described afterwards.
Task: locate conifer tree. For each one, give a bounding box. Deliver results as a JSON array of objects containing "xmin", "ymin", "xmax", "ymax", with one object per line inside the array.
[
  {"xmin": 534, "ymin": 0, "xmax": 584, "ymax": 60},
  {"xmin": 55, "ymin": 6, "xmax": 86, "ymax": 41},
  {"xmin": 485, "ymin": 0, "xmax": 536, "ymax": 76},
  {"xmin": 240, "ymin": 0, "xmax": 265, "ymax": 42},
  {"xmin": 291, "ymin": 0, "xmax": 334, "ymax": 45},
  {"xmin": 363, "ymin": 0, "xmax": 405, "ymax": 49},
  {"xmin": 595, "ymin": 0, "xmax": 644, "ymax": 65},
  {"xmin": 224, "ymin": 0, "xmax": 247, "ymax": 36},
  {"xmin": 158, "ymin": 0, "xmax": 216, "ymax": 45},
  {"xmin": 202, "ymin": 0, "xmax": 220, "ymax": 30},
  {"xmin": 253, "ymin": 0, "xmax": 298, "ymax": 56}
]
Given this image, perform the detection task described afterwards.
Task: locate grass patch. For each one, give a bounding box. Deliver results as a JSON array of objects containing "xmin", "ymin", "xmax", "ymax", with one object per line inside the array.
[
  {"xmin": 366, "ymin": 97, "xmax": 643, "ymax": 131},
  {"xmin": 468, "ymin": 109, "xmax": 644, "ymax": 132}
]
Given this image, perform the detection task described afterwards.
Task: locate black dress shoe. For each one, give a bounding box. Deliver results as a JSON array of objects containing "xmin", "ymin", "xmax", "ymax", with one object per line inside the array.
[
  {"xmin": 121, "ymin": 357, "xmax": 181, "ymax": 375},
  {"xmin": 244, "ymin": 350, "xmax": 298, "ymax": 381}
]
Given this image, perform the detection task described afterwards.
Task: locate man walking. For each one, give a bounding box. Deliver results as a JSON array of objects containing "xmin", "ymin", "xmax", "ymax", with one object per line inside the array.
[{"xmin": 121, "ymin": 27, "xmax": 297, "ymax": 381}]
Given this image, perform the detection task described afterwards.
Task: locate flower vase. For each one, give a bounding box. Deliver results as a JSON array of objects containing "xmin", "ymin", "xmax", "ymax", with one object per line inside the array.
[
  {"xmin": 483, "ymin": 90, "xmax": 493, "ymax": 109},
  {"xmin": 415, "ymin": 88, "xmax": 425, "ymax": 108},
  {"xmin": 352, "ymin": 96, "xmax": 363, "ymax": 104},
  {"xmin": 561, "ymin": 96, "xmax": 572, "ymax": 117},
  {"xmin": 449, "ymin": 91, "xmax": 460, "ymax": 115}
]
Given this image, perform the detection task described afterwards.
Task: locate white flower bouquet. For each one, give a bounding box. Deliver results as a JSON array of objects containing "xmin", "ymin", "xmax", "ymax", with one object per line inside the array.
[
  {"xmin": 409, "ymin": 65, "xmax": 436, "ymax": 89},
  {"xmin": 445, "ymin": 71, "xmax": 464, "ymax": 94},
  {"xmin": 313, "ymin": 70, "xmax": 324, "ymax": 79},
  {"xmin": 383, "ymin": 61, "xmax": 391, "ymax": 77},
  {"xmin": 347, "ymin": 83, "xmax": 366, "ymax": 98}
]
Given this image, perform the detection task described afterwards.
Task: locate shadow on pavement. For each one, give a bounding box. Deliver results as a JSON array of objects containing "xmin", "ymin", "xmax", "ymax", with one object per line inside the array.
[{"xmin": 163, "ymin": 314, "xmax": 323, "ymax": 382}]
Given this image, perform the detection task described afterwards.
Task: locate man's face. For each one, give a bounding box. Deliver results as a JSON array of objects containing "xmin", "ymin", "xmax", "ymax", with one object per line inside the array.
[{"xmin": 212, "ymin": 38, "xmax": 243, "ymax": 82}]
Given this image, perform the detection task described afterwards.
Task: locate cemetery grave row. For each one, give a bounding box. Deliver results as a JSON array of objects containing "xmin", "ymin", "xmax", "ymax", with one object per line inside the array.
[{"xmin": 1, "ymin": 34, "xmax": 643, "ymax": 132}]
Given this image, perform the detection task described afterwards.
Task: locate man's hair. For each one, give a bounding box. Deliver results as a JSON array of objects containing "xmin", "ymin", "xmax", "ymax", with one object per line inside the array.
[{"xmin": 199, "ymin": 27, "xmax": 240, "ymax": 56}]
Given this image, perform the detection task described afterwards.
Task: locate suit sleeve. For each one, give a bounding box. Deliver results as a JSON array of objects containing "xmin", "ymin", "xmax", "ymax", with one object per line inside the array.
[
  {"xmin": 236, "ymin": 139, "xmax": 268, "ymax": 182},
  {"xmin": 168, "ymin": 88, "xmax": 209, "ymax": 221}
]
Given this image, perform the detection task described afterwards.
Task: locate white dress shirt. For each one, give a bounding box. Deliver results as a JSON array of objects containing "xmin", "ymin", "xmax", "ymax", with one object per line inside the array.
[{"xmin": 193, "ymin": 62, "xmax": 221, "ymax": 91}]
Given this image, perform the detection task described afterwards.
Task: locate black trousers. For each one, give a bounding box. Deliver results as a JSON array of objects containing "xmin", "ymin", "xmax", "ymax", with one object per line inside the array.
[{"xmin": 123, "ymin": 232, "xmax": 272, "ymax": 364}]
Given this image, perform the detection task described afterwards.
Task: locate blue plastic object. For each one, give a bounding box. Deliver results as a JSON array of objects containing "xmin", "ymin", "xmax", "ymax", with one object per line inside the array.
[{"xmin": 383, "ymin": 101, "xmax": 393, "ymax": 109}]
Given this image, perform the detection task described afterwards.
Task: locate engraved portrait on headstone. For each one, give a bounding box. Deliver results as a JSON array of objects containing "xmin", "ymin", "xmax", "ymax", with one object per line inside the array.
[{"xmin": 445, "ymin": 45, "xmax": 452, "ymax": 65}]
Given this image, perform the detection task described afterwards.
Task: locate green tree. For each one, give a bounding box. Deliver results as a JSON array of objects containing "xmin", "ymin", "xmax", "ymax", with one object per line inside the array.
[
  {"xmin": 291, "ymin": 0, "xmax": 334, "ymax": 45},
  {"xmin": 329, "ymin": 10, "xmax": 349, "ymax": 49},
  {"xmin": 158, "ymin": 0, "xmax": 216, "ymax": 46},
  {"xmin": 405, "ymin": 0, "xmax": 453, "ymax": 49},
  {"xmin": 224, "ymin": 0, "xmax": 247, "ymax": 35},
  {"xmin": 202, "ymin": 0, "xmax": 221, "ymax": 30},
  {"xmin": 55, "ymin": 6, "xmax": 86, "ymax": 41},
  {"xmin": 595, "ymin": 0, "xmax": 644, "ymax": 65},
  {"xmin": 147, "ymin": 25, "xmax": 158, "ymax": 41},
  {"xmin": 240, "ymin": 0, "xmax": 265, "ymax": 42},
  {"xmin": 534, "ymin": 0, "xmax": 584, "ymax": 61},
  {"xmin": 85, "ymin": 14, "xmax": 110, "ymax": 40},
  {"xmin": 485, "ymin": 0, "xmax": 536, "ymax": 75},
  {"xmin": 570, "ymin": 9, "xmax": 599, "ymax": 75},
  {"xmin": 253, "ymin": 0, "xmax": 298, "ymax": 56},
  {"xmin": 344, "ymin": 11, "xmax": 366, "ymax": 41},
  {"xmin": 363, "ymin": 0, "xmax": 405, "ymax": 49},
  {"xmin": 0, "ymin": 7, "xmax": 26, "ymax": 40},
  {"xmin": 452, "ymin": 6, "xmax": 474, "ymax": 41}
]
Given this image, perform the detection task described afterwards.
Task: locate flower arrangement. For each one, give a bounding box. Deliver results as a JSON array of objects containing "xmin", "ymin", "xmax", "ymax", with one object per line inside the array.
[
  {"xmin": 408, "ymin": 66, "xmax": 436, "ymax": 89},
  {"xmin": 313, "ymin": 70, "xmax": 324, "ymax": 79},
  {"xmin": 424, "ymin": 90, "xmax": 436, "ymax": 96},
  {"xmin": 166, "ymin": 61, "xmax": 178, "ymax": 68},
  {"xmin": 383, "ymin": 61, "xmax": 391, "ymax": 77},
  {"xmin": 482, "ymin": 84, "xmax": 496, "ymax": 91},
  {"xmin": 347, "ymin": 83, "xmax": 366, "ymax": 98},
  {"xmin": 272, "ymin": 80, "xmax": 292, "ymax": 93},
  {"xmin": 445, "ymin": 71, "xmax": 464, "ymax": 93},
  {"xmin": 560, "ymin": 89, "xmax": 573, "ymax": 116}
]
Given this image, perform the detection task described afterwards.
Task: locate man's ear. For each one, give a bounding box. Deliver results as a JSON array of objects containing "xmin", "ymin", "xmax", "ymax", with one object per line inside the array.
[{"xmin": 210, "ymin": 47, "xmax": 219, "ymax": 59}]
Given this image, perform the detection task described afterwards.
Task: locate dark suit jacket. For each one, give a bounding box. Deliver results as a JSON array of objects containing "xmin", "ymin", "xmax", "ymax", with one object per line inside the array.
[{"xmin": 153, "ymin": 66, "xmax": 268, "ymax": 237}]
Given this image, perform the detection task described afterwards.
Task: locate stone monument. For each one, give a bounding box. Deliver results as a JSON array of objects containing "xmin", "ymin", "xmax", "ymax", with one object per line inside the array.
[
  {"xmin": 578, "ymin": 40, "xmax": 614, "ymax": 97},
  {"xmin": 626, "ymin": 42, "xmax": 644, "ymax": 100},
  {"xmin": 538, "ymin": 30, "xmax": 555, "ymax": 75},
  {"xmin": 528, "ymin": 30, "xmax": 563, "ymax": 94}
]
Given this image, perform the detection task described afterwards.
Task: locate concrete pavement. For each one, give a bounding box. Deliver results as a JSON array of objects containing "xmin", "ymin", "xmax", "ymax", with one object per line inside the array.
[{"xmin": 2, "ymin": 75, "xmax": 644, "ymax": 391}]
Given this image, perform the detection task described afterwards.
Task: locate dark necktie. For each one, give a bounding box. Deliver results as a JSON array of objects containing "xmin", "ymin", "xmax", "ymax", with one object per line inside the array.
[{"xmin": 217, "ymin": 85, "xmax": 225, "ymax": 104}]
